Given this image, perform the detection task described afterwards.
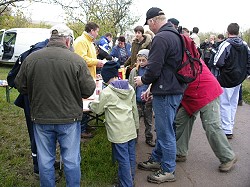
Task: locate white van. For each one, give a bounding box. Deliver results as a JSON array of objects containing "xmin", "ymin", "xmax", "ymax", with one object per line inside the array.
[{"xmin": 0, "ymin": 28, "xmax": 51, "ymax": 64}]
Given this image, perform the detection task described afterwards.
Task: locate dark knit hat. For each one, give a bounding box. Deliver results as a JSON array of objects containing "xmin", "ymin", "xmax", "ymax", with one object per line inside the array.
[
  {"xmin": 101, "ymin": 61, "xmax": 120, "ymax": 83},
  {"xmin": 168, "ymin": 18, "xmax": 179, "ymax": 27}
]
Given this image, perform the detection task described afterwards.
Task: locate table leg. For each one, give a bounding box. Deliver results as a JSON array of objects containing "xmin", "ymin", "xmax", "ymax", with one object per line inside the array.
[{"xmin": 6, "ymin": 86, "xmax": 10, "ymax": 103}]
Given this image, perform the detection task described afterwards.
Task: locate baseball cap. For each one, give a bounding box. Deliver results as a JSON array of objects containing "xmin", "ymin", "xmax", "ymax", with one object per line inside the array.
[
  {"xmin": 168, "ymin": 18, "xmax": 179, "ymax": 27},
  {"xmin": 145, "ymin": 7, "xmax": 165, "ymax": 25},
  {"xmin": 50, "ymin": 24, "xmax": 73, "ymax": 37}
]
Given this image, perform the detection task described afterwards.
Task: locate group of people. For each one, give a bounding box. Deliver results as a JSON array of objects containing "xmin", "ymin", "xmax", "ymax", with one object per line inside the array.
[
  {"xmin": 12, "ymin": 5, "xmax": 250, "ymax": 187},
  {"xmin": 134, "ymin": 7, "xmax": 250, "ymax": 185}
]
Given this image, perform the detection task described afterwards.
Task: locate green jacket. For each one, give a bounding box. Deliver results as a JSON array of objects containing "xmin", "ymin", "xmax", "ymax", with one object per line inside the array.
[
  {"xmin": 15, "ymin": 37, "xmax": 96, "ymax": 124},
  {"xmin": 89, "ymin": 80, "xmax": 139, "ymax": 143},
  {"xmin": 124, "ymin": 34, "xmax": 151, "ymax": 68}
]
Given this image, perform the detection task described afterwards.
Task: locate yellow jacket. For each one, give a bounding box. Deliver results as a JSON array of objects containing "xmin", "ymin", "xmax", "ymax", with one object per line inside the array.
[{"xmin": 74, "ymin": 32, "xmax": 98, "ymax": 78}]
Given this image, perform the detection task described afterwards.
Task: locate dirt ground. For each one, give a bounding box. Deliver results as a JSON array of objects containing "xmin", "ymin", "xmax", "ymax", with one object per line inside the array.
[{"xmin": 135, "ymin": 102, "xmax": 250, "ymax": 187}]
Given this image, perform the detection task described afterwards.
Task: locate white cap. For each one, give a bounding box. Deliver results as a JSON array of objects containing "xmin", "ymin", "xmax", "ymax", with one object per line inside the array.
[
  {"xmin": 50, "ymin": 24, "xmax": 73, "ymax": 37},
  {"xmin": 137, "ymin": 49, "xmax": 149, "ymax": 59}
]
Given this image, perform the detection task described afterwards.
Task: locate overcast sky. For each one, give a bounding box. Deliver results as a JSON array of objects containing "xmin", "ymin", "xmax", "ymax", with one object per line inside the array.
[{"xmin": 19, "ymin": 0, "xmax": 250, "ymax": 33}]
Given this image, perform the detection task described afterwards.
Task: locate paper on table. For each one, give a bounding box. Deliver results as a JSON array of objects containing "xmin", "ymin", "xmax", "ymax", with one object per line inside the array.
[{"xmin": 83, "ymin": 99, "xmax": 92, "ymax": 110}]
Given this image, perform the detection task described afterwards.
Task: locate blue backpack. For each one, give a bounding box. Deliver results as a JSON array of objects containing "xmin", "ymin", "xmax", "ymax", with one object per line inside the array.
[{"xmin": 7, "ymin": 39, "xmax": 49, "ymax": 88}]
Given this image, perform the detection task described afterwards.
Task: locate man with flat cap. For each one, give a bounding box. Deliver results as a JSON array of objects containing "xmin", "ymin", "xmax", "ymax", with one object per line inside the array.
[{"xmin": 134, "ymin": 7, "xmax": 185, "ymax": 184}]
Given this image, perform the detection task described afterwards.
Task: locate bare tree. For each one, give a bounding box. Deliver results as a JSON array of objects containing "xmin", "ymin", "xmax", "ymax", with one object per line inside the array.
[
  {"xmin": 48, "ymin": 0, "xmax": 139, "ymax": 38},
  {"xmin": 0, "ymin": 0, "xmax": 24, "ymax": 15}
]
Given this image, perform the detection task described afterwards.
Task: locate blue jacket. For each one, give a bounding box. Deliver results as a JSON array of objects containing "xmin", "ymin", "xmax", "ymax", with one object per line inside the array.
[
  {"xmin": 110, "ymin": 43, "xmax": 131, "ymax": 66},
  {"xmin": 98, "ymin": 36, "xmax": 111, "ymax": 53}
]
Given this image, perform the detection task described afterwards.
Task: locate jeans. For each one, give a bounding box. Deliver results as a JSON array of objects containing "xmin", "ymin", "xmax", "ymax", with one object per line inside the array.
[
  {"xmin": 112, "ymin": 139, "xmax": 136, "ymax": 187},
  {"xmin": 151, "ymin": 94, "xmax": 182, "ymax": 173},
  {"xmin": 34, "ymin": 122, "xmax": 81, "ymax": 187},
  {"xmin": 175, "ymin": 98, "xmax": 235, "ymax": 163},
  {"xmin": 220, "ymin": 85, "xmax": 240, "ymax": 134}
]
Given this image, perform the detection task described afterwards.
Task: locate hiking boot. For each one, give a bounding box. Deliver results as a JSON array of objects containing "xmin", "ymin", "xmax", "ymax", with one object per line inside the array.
[
  {"xmin": 146, "ymin": 140, "xmax": 155, "ymax": 147},
  {"xmin": 54, "ymin": 160, "xmax": 61, "ymax": 170},
  {"xmin": 176, "ymin": 155, "xmax": 187, "ymax": 162},
  {"xmin": 226, "ymin": 134, "xmax": 233, "ymax": 139},
  {"xmin": 138, "ymin": 157, "xmax": 161, "ymax": 171},
  {"xmin": 238, "ymin": 100, "xmax": 243, "ymax": 106},
  {"xmin": 147, "ymin": 169, "xmax": 176, "ymax": 184},
  {"xmin": 86, "ymin": 125, "xmax": 97, "ymax": 132},
  {"xmin": 219, "ymin": 156, "xmax": 237, "ymax": 172}
]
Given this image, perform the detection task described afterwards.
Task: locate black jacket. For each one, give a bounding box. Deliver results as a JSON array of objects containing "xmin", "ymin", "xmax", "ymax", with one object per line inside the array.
[
  {"xmin": 141, "ymin": 23, "xmax": 186, "ymax": 95},
  {"xmin": 214, "ymin": 37, "xmax": 250, "ymax": 87}
]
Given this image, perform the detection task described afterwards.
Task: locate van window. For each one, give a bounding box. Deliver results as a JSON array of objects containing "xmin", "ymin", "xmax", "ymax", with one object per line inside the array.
[
  {"xmin": 2, "ymin": 32, "xmax": 17, "ymax": 60},
  {"xmin": 0, "ymin": 30, "xmax": 4, "ymax": 42}
]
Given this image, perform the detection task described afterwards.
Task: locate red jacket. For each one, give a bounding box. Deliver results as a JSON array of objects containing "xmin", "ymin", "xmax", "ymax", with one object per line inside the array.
[{"xmin": 181, "ymin": 60, "xmax": 223, "ymax": 115}]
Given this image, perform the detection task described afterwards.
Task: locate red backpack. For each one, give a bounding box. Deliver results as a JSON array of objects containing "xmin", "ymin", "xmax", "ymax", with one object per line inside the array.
[{"xmin": 163, "ymin": 28, "xmax": 203, "ymax": 83}]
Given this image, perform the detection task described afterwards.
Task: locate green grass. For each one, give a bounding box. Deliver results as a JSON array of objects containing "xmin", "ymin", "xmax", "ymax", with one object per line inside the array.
[
  {"xmin": 0, "ymin": 64, "xmax": 117, "ymax": 187},
  {"xmin": 242, "ymin": 78, "xmax": 250, "ymax": 104}
]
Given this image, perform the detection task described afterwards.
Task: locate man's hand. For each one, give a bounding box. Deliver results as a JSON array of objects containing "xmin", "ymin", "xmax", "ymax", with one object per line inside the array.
[
  {"xmin": 141, "ymin": 89, "xmax": 152, "ymax": 102},
  {"xmin": 96, "ymin": 60, "xmax": 104, "ymax": 68}
]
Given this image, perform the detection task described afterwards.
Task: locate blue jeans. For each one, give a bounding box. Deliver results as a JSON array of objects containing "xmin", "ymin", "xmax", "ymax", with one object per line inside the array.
[
  {"xmin": 151, "ymin": 94, "xmax": 182, "ymax": 173},
  {"xmin": 112, "ymin": 139, "xmax": 136, "ymax": 187},
  {"xmin": 34, "ymin": 122, "xmax": 81, "ymax": 187}
]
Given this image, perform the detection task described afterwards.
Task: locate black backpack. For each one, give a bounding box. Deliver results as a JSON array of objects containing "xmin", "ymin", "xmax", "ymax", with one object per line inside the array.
[
  {"xmin": 217, "ymin": 44, "xmax": 249, "ymax": 88},
  {"xmin": 7, "ymin": 39, "xmax": 49, "ymax": 88}
]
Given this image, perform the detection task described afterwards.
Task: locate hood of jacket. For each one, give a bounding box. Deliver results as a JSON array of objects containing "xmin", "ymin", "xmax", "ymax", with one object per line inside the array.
[
  {"xmin": 109, "ymin": 80, "xmax": 132, "ymax": 100},
  {"xmin": 226, "ymin": 37, "xmax": 245, "ymax": 50},
  {"xmin": 158, "ymin": 22, "xmax": 177, "ymax": 34},
  {"xmin": 133, "ymin": 34, "xmax": 152, "ymax": 49}
]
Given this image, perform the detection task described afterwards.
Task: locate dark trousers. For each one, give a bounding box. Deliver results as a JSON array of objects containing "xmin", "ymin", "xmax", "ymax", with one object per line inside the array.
[
  {"xmin": 238, "ymin": 84, "xmax": 243, "ymax": 102},
  {"xmin": 81, "ymin": 113, "xmax": 89, "ymax": 133},
  {"xmin": 19, "ymin": 95, "xmax": 38, "ymax": 173}
]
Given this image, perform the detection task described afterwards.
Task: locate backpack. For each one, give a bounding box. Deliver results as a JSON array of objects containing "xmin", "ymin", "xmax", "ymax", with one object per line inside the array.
[
  {"xmin": 7, "ymin": 39, "xmax": 49, "ymax": 88},
  {"xmin": 217, "ymin": 44, "xmax": 249, "ymax": 88},
  {"xmin": 163, "ymin": 28, "xmax": 203, "ymax": 83}
]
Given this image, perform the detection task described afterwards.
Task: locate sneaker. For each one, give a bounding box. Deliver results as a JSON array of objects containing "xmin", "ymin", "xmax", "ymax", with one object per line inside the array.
[
  {"xmin": 176, "ymin": 155, "xmax": 187, "ymax": 162},
  {"xmin": 147, "ymin": 169, "xmax": 176, "ymax": 184},
  {"xmin": 138, "ymin": 157, "xmax": 161, "ymax": 171},
  {"xmin": 219, "ymin": 156, "xmax": 237, "ymax": 172},
  {"xmin": 34, "ymin": 171, "xmax": 39, "ymax": 179},
  {"xmin": 146, "ymin": 140, "xmax": 155, "ymax": 147},
  {"xmin": 81, "ymin": 132, "xmax": 94, "ymax": 139},
  {"xmin": 226, "ymin": 134, "xmax": 233, "ymax": 139}
]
